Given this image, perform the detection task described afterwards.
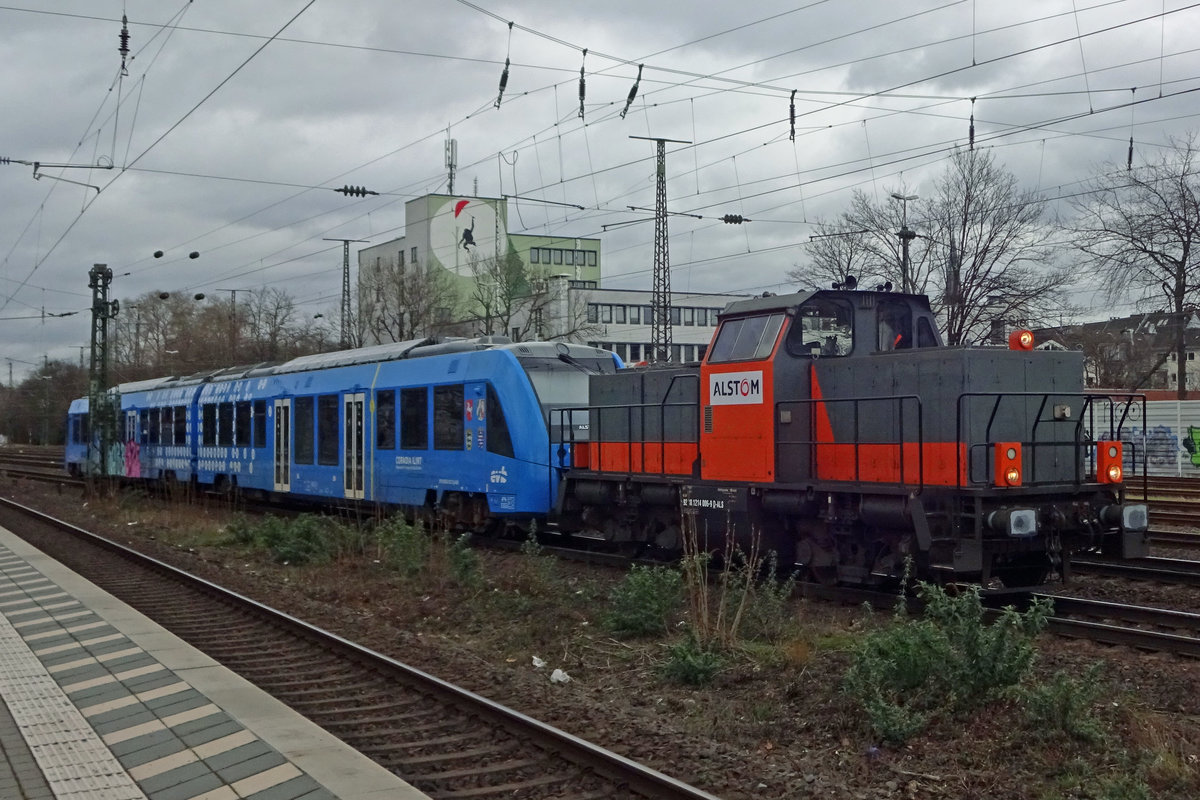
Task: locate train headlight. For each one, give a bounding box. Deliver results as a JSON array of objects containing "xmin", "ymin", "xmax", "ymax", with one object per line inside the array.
[
  {"xmin": 994, "ymin": 442, "xmax": 1022, "ymax": 487},
  {"xmin": 1096, "ymin": 441, "xmax": 1124, "ymax": 484},
  {"xmin": 1008, "ymin": 329, "xmax": 1035, "ymax": 350},
  {"xmin": 987, "ymin": 508, "xmax": 1038, "ymax": 537}
]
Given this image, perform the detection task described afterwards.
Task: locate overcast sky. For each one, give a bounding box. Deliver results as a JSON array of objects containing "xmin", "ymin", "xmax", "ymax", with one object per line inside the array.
[{"xmin": 3, "ymin": 0, "xmax": 1199, "ymax": 381}]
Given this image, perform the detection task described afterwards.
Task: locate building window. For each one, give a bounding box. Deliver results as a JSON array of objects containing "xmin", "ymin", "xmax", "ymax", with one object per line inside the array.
[
  {"xmin": 696, "ymin": 308, "xmax": 707, "ymax": 326},
  {"xmin": 411, "ymin": 246, "xmax": 418, "ymax": 263},
  {"xmin": 553, "ymin": 249, "xmax": 563, "ymax": 264},
  {"xmin": 614, "ymin": 305, "xmax": 626, "ymax": 324},
  {"xmin": 587, "ymin": 303, "xmax": 599, "ymax": 324},
  {"xmin": 587, "ymin": 251, "xmax": 597, "ymax": 266},
  {"xmin": 530, "ymin": 249, "xmax": 540, "ymax": 264},
  {"xmin": 565, "ymin": 250, "xmax": 575, "ymax": 266},
  {"xmin": 575, "ymin": 250, "xmax": 586, "ymax": 265},
  {"xmin": 629, "ymin": 305, "xmax": 640, "ymax": 325},
  {"xmin": 600, "ymin": 305, "xmax": 612, "ymax": 324},
  {"xmin": 683, "ymin": 307, "xmax": 695, "ymax": 326},
  {"xmin": 398, "ymin": 250, "xmax": 405, "ymax": 267},
  {"xmin": 711, "ymin": 308, "xmax": 721, "ymax": 325},
  {"xmin": 670, "ymin": 307, "xmax": 681, "ymax": 326},
  {"xmin": 671, "ymin": 344, "xmax": 682, "ymax": 362},
  {"xmin": 541, "ymin": 248, "xmax": 552, "ymax": 262}
]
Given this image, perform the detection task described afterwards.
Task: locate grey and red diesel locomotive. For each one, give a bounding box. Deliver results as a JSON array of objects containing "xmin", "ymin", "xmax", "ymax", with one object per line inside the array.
[{"xmin": 68, "ymin": 286, "xmax": 1149, "ymax": 589}]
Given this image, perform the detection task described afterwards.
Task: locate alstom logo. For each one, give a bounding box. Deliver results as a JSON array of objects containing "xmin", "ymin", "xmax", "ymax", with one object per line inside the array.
[{"xmin": 709, "ymin": 370, "xmax": 764, "ymax": 405}]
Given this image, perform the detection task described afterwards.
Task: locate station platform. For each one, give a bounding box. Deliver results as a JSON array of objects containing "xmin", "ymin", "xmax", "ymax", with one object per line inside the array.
[{"xmin": 0, "ymin": 524, "xmax": 428, "ymax": 800}]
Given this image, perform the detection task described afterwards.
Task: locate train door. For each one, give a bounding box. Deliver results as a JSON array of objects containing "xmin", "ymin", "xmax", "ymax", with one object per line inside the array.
[
  {"xmin": 344, "ymin": 392, "xmax": 365, "ymax": 500},
  {"xmin": 273, "ymin": 398, "xmax": 291, "ymax": 492}
]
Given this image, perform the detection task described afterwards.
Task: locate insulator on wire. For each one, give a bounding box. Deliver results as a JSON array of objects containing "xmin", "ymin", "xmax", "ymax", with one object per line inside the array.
[
  {"xmin": 578, "ymin": 49, "xmax": 587, "ymax": 120},
  {"xmin": 119, "ymin": 14, "xmax": 131, "ymax": 77},
  {"xmin": 789, "ymin": 90, "xmax": 796, "ymax": 141},
  {"xmin": 969, "ymin": 97, "xmax": 976, "ymax": 150},
  {"xmin": 495, "ymin": 21, "xmax": 514, "ymax": 109},
  {"xmin": 1128, "ymin": 136, "xmax": 1134, "ymax": 171},
  {"xmin": 335, "ymin": 185, "xmax": 378, "ymax": 197},
  {"xmin": 721, "ymin": 214, "xmax": 748, "ymax": 224},
  {"xmin": 620, "ymin": 64, "xmax": 643, "ymax": 120},
  {"xmin": 495, "ymin": 57, "xmax": 510, "ymax": 109}
]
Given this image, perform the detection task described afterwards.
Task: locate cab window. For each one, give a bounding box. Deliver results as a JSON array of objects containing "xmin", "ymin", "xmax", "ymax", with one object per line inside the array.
[
  {"xmin": 878, "ymin": 300, "xmax": 913, "ymax": 351},
  {"xmin": 708, "ymin": 313, "xmax": 785, "ymax": 363},
  {"xmin": 786, "ymin": 298, "xmax": 853, "ymax": 357}
]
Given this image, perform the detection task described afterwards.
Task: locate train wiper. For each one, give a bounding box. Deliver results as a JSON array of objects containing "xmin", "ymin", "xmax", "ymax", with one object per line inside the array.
[{"xmin": 557, "ymin": 352, "xmax": 600, "ymax": 375}]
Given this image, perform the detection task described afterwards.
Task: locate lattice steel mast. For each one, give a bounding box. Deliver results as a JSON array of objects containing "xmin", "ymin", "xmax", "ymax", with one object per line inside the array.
[{"xmin": 631, "ymin": 136, "xmax": 689, "ymax": 363}]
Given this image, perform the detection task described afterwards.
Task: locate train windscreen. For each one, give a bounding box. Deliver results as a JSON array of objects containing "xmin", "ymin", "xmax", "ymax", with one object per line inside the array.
[{"xmin": 518, "ymin": 354, "xmax": 617, "ymax": 440}]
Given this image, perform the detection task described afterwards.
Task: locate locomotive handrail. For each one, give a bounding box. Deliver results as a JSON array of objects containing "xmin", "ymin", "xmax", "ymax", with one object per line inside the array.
[
  {"xmin": 955, "ymin": 390, "xmax": 1148, "ymax": 488},
  {"xmin": 553, "ymin": 371, "xmax": 699, "ymax": 478},
  {"xmin": 775, "ymin": 393, "xmax": 923, "ymax": 490}
]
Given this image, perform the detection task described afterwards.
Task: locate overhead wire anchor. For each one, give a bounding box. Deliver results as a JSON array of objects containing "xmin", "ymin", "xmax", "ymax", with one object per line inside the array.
[{"xmin": 620, "ymin": 64, "xmax": 643, "ymax": 120}]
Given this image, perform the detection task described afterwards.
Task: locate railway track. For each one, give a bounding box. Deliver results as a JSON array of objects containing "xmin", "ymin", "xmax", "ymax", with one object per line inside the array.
[
  {"xmin": 1072, "ymin": 555, "xmax": 1200, "ymax": 585},
  {"xmin": 0, "ymin": 496, "xmax": 721, "ymax": 800},
  {"xmin": 1035, "ymin": 594, "xmax": 1200, "ymax": 658}
]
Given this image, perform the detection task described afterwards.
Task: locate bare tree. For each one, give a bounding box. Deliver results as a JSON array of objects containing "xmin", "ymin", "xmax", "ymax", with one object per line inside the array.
[
  {"xmin": 925, "ymin": 148, "xmax": 1067, "ymax": 345},
  {"xmin": 1069, "ymin": 133, "xmax": 1200, "ymax": 398},
  {"xmin": 359, "ymin": 256, "xmax": 460, "ymax": 343},
  {"xmin": 242, "ymin": 287, "xmax": 298, "ymax": 362},
  {"xmin": 796, "ymin": 149, "xmax": 1068, "ymax": 345},
  {"xmin": 794, "ymin": 187, "xmax": 936, "ymax": 294}
]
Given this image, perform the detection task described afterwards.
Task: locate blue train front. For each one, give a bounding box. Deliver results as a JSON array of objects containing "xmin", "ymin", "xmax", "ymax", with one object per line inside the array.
[{"xmin": 65, "ymin": 338, "xmax": 619, "ymax": 527}]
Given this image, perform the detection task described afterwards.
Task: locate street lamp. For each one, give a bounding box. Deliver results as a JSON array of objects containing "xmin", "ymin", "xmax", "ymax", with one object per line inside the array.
[{"xmin": 890, "ymin": 193, "xmax": 918, "ymax": 292}]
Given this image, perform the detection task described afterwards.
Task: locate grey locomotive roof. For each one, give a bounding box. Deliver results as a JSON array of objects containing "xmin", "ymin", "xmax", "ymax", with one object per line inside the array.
[{"xmin": 719, "ymin": 288, "xmax": 932, "ymax": 319}]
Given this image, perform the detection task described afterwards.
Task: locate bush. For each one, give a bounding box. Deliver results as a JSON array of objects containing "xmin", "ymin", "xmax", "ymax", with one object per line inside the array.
[
  {"xmin": 604, "ymin": 565, "xmax": 684, "ymax": 637},
  {"xmin": 225, "ymin": 513, "xmax": 259, "ymax": 546},
  {"xmin": 373, "ymin": 515, "xmax": 428, "ymax": 575},
  {"xmin": 661, "ymin": 635, "xmax": 725, "ymax": 686},
  {"xmin": 1022, "ymin": 663, "xmax": 1106, "ymax": 743},
  {"xmin": 261, "ymin": 514, "xmax": 336, "ymax": 565},
  {"xmin": 446, "ymin": 533, "xmax": 482, "ymax": 588},
  {"xmin": 842, "ymin": 582, "xmax": 1051, "ymax": 743},
  {"xmin": 737, "ymin": 552, "xmax": 799, "ymax": 644}
]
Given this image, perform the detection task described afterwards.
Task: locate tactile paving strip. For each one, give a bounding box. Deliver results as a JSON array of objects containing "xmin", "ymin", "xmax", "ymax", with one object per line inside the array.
[{"xmin": 0, "ymin": 593, "xmax": 147, "ymax": 800}]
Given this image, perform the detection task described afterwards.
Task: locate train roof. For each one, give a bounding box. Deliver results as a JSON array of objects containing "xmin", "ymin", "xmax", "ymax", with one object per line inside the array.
[{"xmin": 719, "ymin": 288, "xmax": 933, "ymax": 318}]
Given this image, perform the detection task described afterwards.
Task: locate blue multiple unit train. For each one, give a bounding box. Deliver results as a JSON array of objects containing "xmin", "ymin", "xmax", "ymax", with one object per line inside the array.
[{"xmin": 67, "ymin": 337, "xmax": 619, "ymax": 529}]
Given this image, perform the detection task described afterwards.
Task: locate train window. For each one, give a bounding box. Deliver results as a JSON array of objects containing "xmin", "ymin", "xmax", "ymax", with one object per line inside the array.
[
  {"xmin": 173, "ymin": 406, "xmax": 186, "ymax": 445},
  {"xmin": 317, "ymin": 395, "xmax": 339, "ymax": 466},
  {"xmin": 294, "ymin": 397, "xmax": 314, "ymax": 464},
  {"xmin": 253, "ymin": 400, "xmax": 266, "ymax": 448},
  {"xmin": 400, "ymin": 387, "xmax": 428, "ymax": 450},
  {"xmin": 218, "ymin": 403, "xmax": 234, "ymax": 447},
  {"xmin": 235, "ymin": 402, "xmax": 252, "ymax": 447},
  {"xmin": 139, "ymin": 409, "xmax": 150, "ymax": 444},
  {"xmin": 485, "ymin": 385, "xmax": 514, "ymax": 458},
  {"xmin": 877, "ymin": 301, "xmax": 913, "ymax": 351},
  {"xmin": 708, "ymin": 313, "xmax": 785, "ymax": 362},
  {"xmin": 433, "ymin": 385, "xmax": 464, "ymax": 451},
  {"xmin": 149, "ymin": 408, "xmax": 161, "ymax": 445},
  {"xmin": 160, "ymin": 407, "xmax": 173, "ymax": 446},
  {"xmin": 80, "ymin": 414, "xmax": 89, "ymax": 444},
  {"xmin": 917, "ymin": 318, "xmax": 939, "ymax": 348},
  {"xmin": 786, "ymin": 298, "xmax": 854, "ymax": 358},
  {"xmin": 202, "ymin": 404, "xmax": 217, "ymax": 447},
  {"xmin": 376, "ymin": 389, "xmax": 396, "ymax": 450}
]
